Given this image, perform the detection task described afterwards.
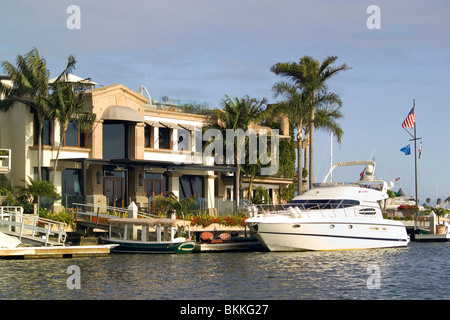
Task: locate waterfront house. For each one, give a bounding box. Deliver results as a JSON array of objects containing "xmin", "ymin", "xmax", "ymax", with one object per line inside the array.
[{"xmin": 0, "ymin": 74, "xmax": 292, "ymax": 214}]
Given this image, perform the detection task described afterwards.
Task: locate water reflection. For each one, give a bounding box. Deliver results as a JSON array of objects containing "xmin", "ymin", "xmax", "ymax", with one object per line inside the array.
[{"xmin": 0, "ymin": 242, "xmax": 449, "ymax": 300}]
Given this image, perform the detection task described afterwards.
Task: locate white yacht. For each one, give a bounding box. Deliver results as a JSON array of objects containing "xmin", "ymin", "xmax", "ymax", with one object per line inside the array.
[{"xmin": 245, "ymin": 161, "xmax": 410, "ymax": 251}]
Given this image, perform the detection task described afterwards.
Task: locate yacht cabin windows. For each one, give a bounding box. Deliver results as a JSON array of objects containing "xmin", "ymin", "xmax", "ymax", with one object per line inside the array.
[{"xmin": 289, "ymin": 199, "xmax": 360, "ymax": 210}]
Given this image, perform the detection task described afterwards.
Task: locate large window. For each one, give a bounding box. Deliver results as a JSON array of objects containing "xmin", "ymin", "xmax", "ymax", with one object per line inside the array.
[
  {"xmin": 158, "ymin": 127, "xmax": 171, "ymax": 149},
  {"xmin": 144, "ymin": 173, "xmax": 168, "ymax": 197},
  {"xmin": 194, "ymin": 130, "xmax": 203, "ymax": 153},
  {"xmin": 178, "ymin": 129, "xmax": 191, "ymax": 151},
  {"xmin": 62, "ymin": 169, "xmax": 82, "ymax": 196},
  {"xmin": 145, "ymin": 124, "xmax": 153, "ymax": 148},
  {"xmin": 63, "ymin": 120, "xmax": 86, "ymax": 147},
  {"xmin": 103, "ymin": 122, "xmax": 127, "ymax": 159},
  {"xmin": 34, "ymin": 117, "xmax": 52, "ymax": 146},
  {"xmin": 33, "ymin": 167, "xmax": 50, "ymax": 181},
  {"xmin": 179, "ymin": 175, "xmax": 204, "ymax": 199}
]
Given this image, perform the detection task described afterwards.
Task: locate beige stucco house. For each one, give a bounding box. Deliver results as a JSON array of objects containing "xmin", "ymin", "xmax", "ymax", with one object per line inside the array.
[{"xmin": 0, "ymin": 75, "xmax": 292, "ymax": 214}]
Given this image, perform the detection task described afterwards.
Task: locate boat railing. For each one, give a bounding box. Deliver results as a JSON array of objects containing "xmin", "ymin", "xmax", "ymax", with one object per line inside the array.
[{"xmin": 246, "ymin": 202, "xmax": 381, "ymax": 219}]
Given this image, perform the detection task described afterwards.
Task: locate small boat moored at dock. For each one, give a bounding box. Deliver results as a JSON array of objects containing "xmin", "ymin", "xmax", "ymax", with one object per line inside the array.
[
  {"xmin": 412, "ymin": 211, "xmax": 450, "ymax": 242},
  {"xmin": 101, "ymin": 217, "xmax": 195, "ymax": 254},
  {"xmin": 194, "ymin": 231, "xmax": 263, "ymax": 252}
]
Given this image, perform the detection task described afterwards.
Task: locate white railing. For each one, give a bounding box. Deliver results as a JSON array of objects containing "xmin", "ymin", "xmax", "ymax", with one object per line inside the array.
[
  {"xmin": 0, "ymin": 207, "xmax": 67, "ymax": 246},
  {"xmin": 73, "ymin": 202, "xmax": 163, "ymax": 225},
  {"xmin": 246, "ymin": 202, "xmax": 381, "ymax": 219},
  {"xmin": 0, "ymin": 206, "xmax": 23, "ymax": 220}
]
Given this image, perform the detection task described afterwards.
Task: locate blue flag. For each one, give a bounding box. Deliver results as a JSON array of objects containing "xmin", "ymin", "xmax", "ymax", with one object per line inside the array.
[{"xmin": 400, "ymin": 144, "xmax": 411, "ymax": 155}]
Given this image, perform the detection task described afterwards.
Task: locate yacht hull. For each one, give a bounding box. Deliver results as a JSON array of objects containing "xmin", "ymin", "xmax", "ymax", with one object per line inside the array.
[{"xmin": 248, "ymin": 220, "xmax": 409, "ymax": 251}]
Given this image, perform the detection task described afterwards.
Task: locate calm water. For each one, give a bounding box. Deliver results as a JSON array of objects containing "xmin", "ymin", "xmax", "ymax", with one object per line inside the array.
[{"xmin": 1, "ymin": 241, "xmax": 449, "ymax": 301}]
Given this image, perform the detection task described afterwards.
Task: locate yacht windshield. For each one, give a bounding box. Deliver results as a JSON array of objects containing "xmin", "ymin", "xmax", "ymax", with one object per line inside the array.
[{"xmin": 289, "ymin": 199, "xmax": 360, "ymax": 210}]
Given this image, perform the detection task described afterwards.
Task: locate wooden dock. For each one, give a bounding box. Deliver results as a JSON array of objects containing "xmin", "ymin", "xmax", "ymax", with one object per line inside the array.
[{"xmin": 0, "ymin": 245, "xmax": 117, "ymax": 259}]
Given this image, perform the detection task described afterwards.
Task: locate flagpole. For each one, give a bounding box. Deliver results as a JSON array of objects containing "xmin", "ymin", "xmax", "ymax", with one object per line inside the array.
[
  {"xmin": 402, "ymin": 100, "xmax": 421, "ymax": 206},
  {"xmin": 413, "ymin": 99, "xmax": 418, "ymax": 206}
]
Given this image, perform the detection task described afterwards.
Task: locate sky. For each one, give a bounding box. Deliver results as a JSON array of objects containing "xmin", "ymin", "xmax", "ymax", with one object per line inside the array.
[{"xmin": 1, "ymin": 0, "xmax": 449, "ymax": 205}]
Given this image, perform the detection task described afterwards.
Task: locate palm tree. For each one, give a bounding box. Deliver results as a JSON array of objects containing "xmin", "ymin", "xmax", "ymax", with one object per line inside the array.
[
  {"xmin": 153, "ymin": 192, "xmax": 197, "ymax": 218},
  {"xmin": 207, "ymin": 95, "xmax": 267, "ymax": 212},
  {"xmin": 270, "ymin": 81, "xmax": 312, "ymax": 195},
  {"xmin": 314, "ymin": 104, "xmax": 344, "ymax": 144},
  {"xmin": 17, "ymin": 176, "xmax": 60, "ymax": 214},
  {"xmin": 0, "ymin": 48, "xmax": 75, "ymax": 180},
  {"xmin": 48, "ymin": 81, "xmax": 96, "ymax": 185},
  {"xmin": 271, "ymin": 56, "xmax": 350, "ymax": 188}
]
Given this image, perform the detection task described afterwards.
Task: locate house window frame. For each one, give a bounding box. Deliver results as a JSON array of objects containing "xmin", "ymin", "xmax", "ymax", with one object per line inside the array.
[
  {"xmin": 158, "ymin": 127, "xmax": 172, "ymax": 150},
  {"xmin": 33, "ymin": 115, "xmax": 52, "ymax": 146},
  {"xmin": 62, "ymin": 120, "xmax": 87, "ymax": 148},
  {"xmin": 144, "ymin": 124, "xmax": 154, "ymax": 148}
]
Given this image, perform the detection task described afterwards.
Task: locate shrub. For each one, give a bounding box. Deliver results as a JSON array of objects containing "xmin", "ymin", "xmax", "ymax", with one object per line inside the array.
[
  {"xmin": 188, "ymin": 213, "xmax": 247, "ymax": 228},
  {"xmin": 39, "ymin": 207, "xmax": 75, "ymax": 228}
]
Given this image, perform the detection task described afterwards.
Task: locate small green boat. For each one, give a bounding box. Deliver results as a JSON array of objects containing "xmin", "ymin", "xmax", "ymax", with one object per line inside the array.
[{"xmin": 102, "ymin": 217, "xmax": 195, "ymax": 254}]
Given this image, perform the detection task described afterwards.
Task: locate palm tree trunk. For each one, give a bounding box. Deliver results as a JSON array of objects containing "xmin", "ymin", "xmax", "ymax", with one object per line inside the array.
[
  {"xmin": 309, "ymin": 120, "xmax": 314, "ymax": 188},
  {"xmin": 296, "ymin": 119, "xmax": 303, "ymax": 195},
  {"xmin": 304, "ymin": 129, "xmax": 309, "ymax": 189},
  {"xmin": 248, "ymin": 175, "xmax": 254, "ymax": 201},
  {"xmin": 234, "ymin": 164, "xmax": 240, "ymax": 213},
  {"xmin": 52, "ymin": 121, "xmax": 68, "ymax": 186},
  {"xmin": 37, "ymin": 115, "xmax": 44, "ymax": 181},
  {"xmin": 309, "ymin": 92, "xmax": 315, "ymax": 189}
]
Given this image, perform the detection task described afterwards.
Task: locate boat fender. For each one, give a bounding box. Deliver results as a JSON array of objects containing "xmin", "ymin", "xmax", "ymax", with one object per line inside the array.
[
  {"xmin": 288, "ymin": 206, "xmax": 298, "ymax": 218},
  {"xmin": 246, "ymin": 205, "xmax": 258, "ymax": 217},
  {"xmin": 294, "ymin": 206, "xmax": 303, "ymax": 218}
]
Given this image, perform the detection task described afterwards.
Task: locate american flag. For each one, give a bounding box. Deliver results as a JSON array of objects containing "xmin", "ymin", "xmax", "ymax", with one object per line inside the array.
[
  {"xmin": 359, "ymin": 168, "xmax": 365, "ymax": 181},
  {"xmin": 402, "ymin": 107, "xmax": 415, "ymax": 128},
  {"xmin": 418, "ymin": 141, "xmax": 422, "ymax": 159}
]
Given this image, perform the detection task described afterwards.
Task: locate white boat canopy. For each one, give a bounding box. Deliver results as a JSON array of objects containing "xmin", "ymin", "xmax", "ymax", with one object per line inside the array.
[{"xmin": 322, "ymin": 160, "xmax": 376, "ymax": 183}]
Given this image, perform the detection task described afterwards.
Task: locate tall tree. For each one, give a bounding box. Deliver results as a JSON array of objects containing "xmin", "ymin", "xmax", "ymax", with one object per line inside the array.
[
  {"xmin": 0, "ymin": 48, "xmax": 75, "ymax": 180},
  {"xmin": 271, "ymin": 56, "xmax": 350, "ymax": 188},
  {"xmin": 207, "ymin": 95, "xmax": 267, "ymax": 212},
  {"xmin": 270, "ymin": 81, "xmax": 312, "ymax": 195},
  {"xmin": 48, "ymin": 80, "xmax": 96, "ymax": 185},
  {"xmin": 314, "ymin": 104, "xmax": 344, "ymax": 144}
]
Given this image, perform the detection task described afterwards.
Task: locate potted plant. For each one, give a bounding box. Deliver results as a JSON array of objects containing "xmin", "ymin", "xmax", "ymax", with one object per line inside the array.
[
  {"xmin": 434, "ymin": 206, "xmax": 449, "ymax": 234},
  {"xmin": 424, "ymin": 200, "xmax": 450, "ymax": 234}
]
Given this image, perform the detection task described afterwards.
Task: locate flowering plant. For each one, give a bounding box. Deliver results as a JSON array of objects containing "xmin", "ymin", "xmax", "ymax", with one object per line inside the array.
[
  {"xmin": 189, "ymin": 213, "xmax": 247, "ymax": 228},
  {"xmin": 398, "ymin": 205, "xmax": 419, "ymax": 211}
]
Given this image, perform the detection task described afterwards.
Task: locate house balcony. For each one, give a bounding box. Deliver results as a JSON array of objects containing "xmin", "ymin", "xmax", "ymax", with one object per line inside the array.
[{"xmin": 0, "ymin": 149, "xmax": 11, "ymax": 173}]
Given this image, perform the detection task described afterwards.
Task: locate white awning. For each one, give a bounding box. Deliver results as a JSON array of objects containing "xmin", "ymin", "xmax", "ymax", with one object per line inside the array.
[
  {"xmin": 144, "ymin": 119, "xmax": 196, "ymax": 131},
  {"xmin": 102, "ymin": 105, "xmax": 144, "ymax": 123}
]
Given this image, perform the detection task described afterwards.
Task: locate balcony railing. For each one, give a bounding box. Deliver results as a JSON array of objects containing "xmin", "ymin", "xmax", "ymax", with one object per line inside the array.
[{"xmin": 0, "ymin": 149, "xmax": 11, "ymax": 173}]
